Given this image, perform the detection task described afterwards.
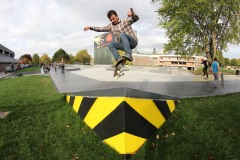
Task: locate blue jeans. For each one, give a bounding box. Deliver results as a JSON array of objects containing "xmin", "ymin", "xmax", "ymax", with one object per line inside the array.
[{"xmin": 108, "ymin": 33, "xmax": 138, "ymax": 61}]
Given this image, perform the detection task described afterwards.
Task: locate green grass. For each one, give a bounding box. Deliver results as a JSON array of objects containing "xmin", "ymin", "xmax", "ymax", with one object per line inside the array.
[
  {"xmin": 132, "ymin": 95, "xmax": 240, "ymax": 160},
  {"xmin": 20, "ymin": 66, "xmax": 41, "ymax": 72},
  {"xmin": 193, "ymin": 66, "xmax": 236, "ymax": 75},
  {"xmin": 0, "ymin": 76, "xmax": 240, "ymax": 160}
]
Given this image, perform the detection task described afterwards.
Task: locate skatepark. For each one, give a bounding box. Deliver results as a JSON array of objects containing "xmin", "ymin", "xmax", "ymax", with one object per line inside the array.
[
  {"xmin": 49, "ymin": 64, "xmax": 240, "ymax": 156},
  {"xmin": 1, "ymin": 65, "xmax": 240, "ymax": 157},
  {"xmin": 50, "ymin": 64, "xmax": 240, "ymax": 98}
]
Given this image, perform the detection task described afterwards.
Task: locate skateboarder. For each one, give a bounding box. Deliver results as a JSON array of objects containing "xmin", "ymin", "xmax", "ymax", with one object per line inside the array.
[
  {"xmin": 210, "ymin": 58, "xmax": 222, "ymax": 88},
  {"xmin": 201, "ymin": 58, "xmax": 208, "ymax": 78},
  {"xmin": 83, "ymin": 8, "xmax": 139, "ymax": 63}
]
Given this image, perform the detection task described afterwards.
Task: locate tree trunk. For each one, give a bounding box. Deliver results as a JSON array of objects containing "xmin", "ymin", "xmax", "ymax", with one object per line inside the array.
[{"xmin": 210, "ymin": 29, "xmax": 217, "ymax": 60}]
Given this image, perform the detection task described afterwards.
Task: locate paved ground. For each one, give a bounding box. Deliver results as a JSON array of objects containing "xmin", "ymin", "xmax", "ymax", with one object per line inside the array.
[{"xmin": 49, "ymin": 65, "xmax": 240, "ymax": 98}]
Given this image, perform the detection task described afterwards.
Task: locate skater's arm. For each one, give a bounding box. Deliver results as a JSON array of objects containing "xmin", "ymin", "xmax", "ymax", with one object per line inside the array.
[
  {"xmin": 84, "ymin": 24, "xmax": 111, "ymax": 32},
  {"xmin": 126, "ymin": 8, "xmax": 139, "ymax": 24}
]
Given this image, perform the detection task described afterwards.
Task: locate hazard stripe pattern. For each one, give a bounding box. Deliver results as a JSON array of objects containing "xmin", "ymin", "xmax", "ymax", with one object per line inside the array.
[{"xmin": 66, "ymin": 95, "xmax": 178, "ymax": 155}]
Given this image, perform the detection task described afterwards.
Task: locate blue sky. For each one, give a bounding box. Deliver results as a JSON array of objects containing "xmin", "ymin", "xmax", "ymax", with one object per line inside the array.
[{"xmin": 1, "ymin": 0, "xmax": 239, "ymax": 59}]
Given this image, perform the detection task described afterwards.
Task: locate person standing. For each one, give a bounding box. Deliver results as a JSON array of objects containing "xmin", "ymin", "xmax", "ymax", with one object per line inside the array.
[
  {"xmin": 60, "ymin": 58, "xmax": 65, "ymax": 74},
  {"xmin": 53, "ymin": 61, "xmax": 57, "ymax": 72},
  {"xmin": 83, "ymin": 8, "xmax": 139, "ymax": 63},
  {"xmin": 210, "ymin": 58, "xmax": 222, "ymax": 88},
  {"xmin": 10, "ymin": 63, "xmax": 14, "ymax": 72},
  {"xmin": 201, "ymin": 58, "xmax": 208, "ymax": 78}
]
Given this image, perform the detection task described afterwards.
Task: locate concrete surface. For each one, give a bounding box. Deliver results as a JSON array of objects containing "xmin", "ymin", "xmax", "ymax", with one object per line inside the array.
[{"xmin": 49, "ymin": 65, "xmax": 240, "ymax": 98}]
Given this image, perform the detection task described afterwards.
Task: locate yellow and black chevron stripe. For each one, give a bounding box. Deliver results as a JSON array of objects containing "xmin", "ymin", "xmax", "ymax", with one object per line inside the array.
[{"xmin": 66, "ymin": 95, "xmax": 178, "ymax": 155}]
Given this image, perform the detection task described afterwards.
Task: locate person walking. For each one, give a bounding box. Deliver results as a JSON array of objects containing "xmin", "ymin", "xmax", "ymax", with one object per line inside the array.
[
  {"xmin": 210, "ymin": 58, "xmax": 222, "ymax": 88},
  {"xmin": 53, "ymin": 61, "xmax": 57, "ymax": 72},
  {"xmin": 83, "ymin": 8, "xmax": 139, "ymax": 63}
]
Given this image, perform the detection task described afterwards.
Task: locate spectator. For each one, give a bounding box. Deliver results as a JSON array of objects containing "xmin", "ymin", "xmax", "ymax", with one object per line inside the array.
[{"xmin": 210, "ymin": 58, "xmax": 222, "ymax": 88}]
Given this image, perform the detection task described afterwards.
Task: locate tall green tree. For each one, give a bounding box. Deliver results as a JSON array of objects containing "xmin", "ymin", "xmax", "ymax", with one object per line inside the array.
[
  {"xmin": 69, "ymin": 54, "xmax": 75, "ymax": 64},
  {"xmin": 231, "ymin": 58, "xmax": 240, "ymax": 67},
  {"xmin": 224, "ymin": 58, "xmax": 231, "ymax": 66},
  {"xmin": 153, "ymin": 0, "xmax": 240, "ymax": 61},
  {"xmin": 74, "ymin": 49, "xmax": 91, "ymax": 64},
  {"xmin": 32, "ymin": 54, "xmax": 40, "ymax": 66},
  {"xmin": 52, "ymin": 48, "xmax": 70, "ymax": 63},
  {"xmin": 216, "ymin": 50, "xmax": 224, "ymax": 67}
]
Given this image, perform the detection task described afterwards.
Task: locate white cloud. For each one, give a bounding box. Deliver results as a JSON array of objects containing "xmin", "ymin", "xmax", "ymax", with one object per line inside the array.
[{"xmin": 1, "ymin": 0, "xmax": 239, "ymax": 59}]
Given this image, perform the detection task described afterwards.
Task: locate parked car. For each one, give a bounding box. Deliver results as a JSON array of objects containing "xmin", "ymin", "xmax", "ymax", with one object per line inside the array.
[
  {"xmin": 4, "ymin": 66, "xmax": 16, "ymax": 74},
  {"xmin": 24, "ymin": 64, "xmax": 29, "ymax": 68},
  {"xmin": 20, "ymin": 64, "xmax": 25, "ymax": 69}
]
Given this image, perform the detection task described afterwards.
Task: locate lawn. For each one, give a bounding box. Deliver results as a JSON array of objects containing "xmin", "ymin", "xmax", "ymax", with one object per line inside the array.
[
  {"xmin": 20, "ymin": 66, "xmax": 41, "ymax": 72},
  {"xmin": 0, "ymin": 76, "xmax": 239, "ymax": 160},
  {"xmin": 194, "ymin": 66, "xmax": 236, "ymax": 75}
]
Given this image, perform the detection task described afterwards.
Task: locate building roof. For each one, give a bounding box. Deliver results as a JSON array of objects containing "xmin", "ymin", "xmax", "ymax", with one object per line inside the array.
[
  {"xmin": 0, "ymin": 54, "xmax": 18, "ymax": 63},
  {"xmin": 0, "ymin": 44, "xmax": 15, "ymax": 54}
]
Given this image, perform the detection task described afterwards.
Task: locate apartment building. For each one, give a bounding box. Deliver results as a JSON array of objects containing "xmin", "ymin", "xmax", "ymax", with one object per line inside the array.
[{"xmin": 133, "ymin": 54, "xmax": 204, "ymax": 70}]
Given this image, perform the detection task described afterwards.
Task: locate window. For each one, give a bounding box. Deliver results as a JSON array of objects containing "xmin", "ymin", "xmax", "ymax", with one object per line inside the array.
[
  {"xmin": 171, "ymin": 61, "xmax": 178, "ymax": 64},
  {"xmin": 179, "ymin": 62, "xmax": 186, "ymax": 65}
]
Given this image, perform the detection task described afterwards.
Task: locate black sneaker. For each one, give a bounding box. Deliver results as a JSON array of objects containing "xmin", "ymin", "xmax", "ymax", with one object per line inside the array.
[
  {"xmin": 115, "ymin": 59, "xmax": 122, "ymax": 70},
  {"xmin": 122, "ymin": 54, "xmax": 133, "ymax": 61}
]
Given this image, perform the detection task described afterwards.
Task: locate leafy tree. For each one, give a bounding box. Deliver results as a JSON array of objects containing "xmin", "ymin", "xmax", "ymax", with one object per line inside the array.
[
  {"xmin": 224, "ymin": 58, "xmax": 231, "ymax": 66},
  {"xmin": 20, "ymin": 54, "xmax": 32, "ymax": 64},
  {"xmin": 32, "ymin": 54, "xmax": 40, "ymax": 66},
  {"xmin": 231, "ymin": 58, "xmax": 240, "ymax": 67},
  {"xmin": 153, "ymin": 0, "xmax": 240, "ymax": 61},
  {"xmin": 52, "ymin": 48, "xmax": 70, "ymax": 63},
  {"xmin": 69, "ymin": 54, "xmax": 75, "ymax": 64},
  {"xmin": 74, "ymin": 49, "xmax": 91, "ymax": 64},
  {"xmin": 231, "ymin": 58, "xmax": 238, "ymax": 67},
  {"xmin": 40, "ymin": 54, "xmax": 51, "ymax": 65},
  {"xmin": 216, "ymin": 50, "xmax": 224, "ymax": 67}
]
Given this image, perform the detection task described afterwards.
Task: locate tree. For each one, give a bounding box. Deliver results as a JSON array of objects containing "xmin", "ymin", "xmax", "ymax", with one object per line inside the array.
[
  {"xmin": 32, "ymin": 54, "xmax": 40, "ymax": 66},
  {"xmin": 153, "ymin": 0, "xmax": 240, "ymax": 61},
  {"xmin": 69, "ymin": 54, "xmax": 75, "ymax": 64},
  {"xmin": 40, "ymin": 54, "xmax": 51, "ymax": 64},
  {"xmin": 224, "ymin": 58, "xmax": 231, "ymax": 66},
  {"xmin": 231, "ymin": 58, "xmax": 238, "ymax": 66},
  {"xmin": 52, "ymin": 48, "xmax": 70, "ymax": 63},
  {"xmin": 216, "ymin": 50, "xmax": 224, "ymax": 67},
  {"xmin": 74, "ymin": 49, "xmax": 91, "ymax": 64},
  {"xmin": 20, "ymin": 54, "xmax": 32, "ymax": 64}
]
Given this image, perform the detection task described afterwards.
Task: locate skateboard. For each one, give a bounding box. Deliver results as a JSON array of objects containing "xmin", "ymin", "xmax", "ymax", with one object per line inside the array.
[
  {"xmin": 221, "ymin": 73, "xmax": 224, "ymax": 87},
  {"xmin": 114, "ymin": 58, "xmax": 126, "ymax": 79}
]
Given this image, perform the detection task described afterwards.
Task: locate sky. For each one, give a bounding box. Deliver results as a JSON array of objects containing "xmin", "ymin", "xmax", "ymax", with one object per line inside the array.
[{"xmin": 1, "ymin": 0, "xmax": 240, "ymax": 60}]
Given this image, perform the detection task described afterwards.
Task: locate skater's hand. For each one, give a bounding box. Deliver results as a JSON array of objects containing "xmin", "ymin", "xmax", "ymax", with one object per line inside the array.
[
  {"xmin": 84, "ymin": 26, "xmax": 91, "ymax": 31},
  {"xmin": 127, "ymin": 9, "xmax": 132, "ymax": 17}
]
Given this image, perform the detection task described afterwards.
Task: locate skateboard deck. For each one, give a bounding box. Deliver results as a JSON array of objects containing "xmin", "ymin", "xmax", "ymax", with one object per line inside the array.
[
  {"xmin": 114, "ymin": 58, "xmax": 126, "ymax": 78},
  {"xmin": 221, "ymin": 73, "xmax": 224, "ymax": 87}
]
